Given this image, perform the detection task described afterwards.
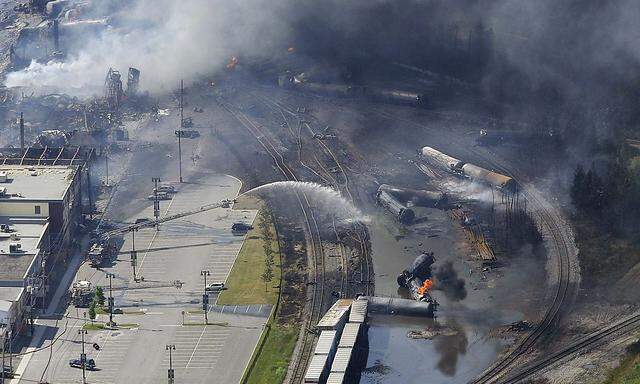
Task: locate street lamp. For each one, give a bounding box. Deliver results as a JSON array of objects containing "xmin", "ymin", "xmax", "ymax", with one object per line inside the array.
[
  {"xmin": 200, "ymin": 270, "xmax": 210, "ymax": 325},
  {"xmin": 105, "ymin": 273, "xmax": 115, "ymax": 327},
  {"xmin": 78, "ymin": 329, "xmax": 88, "ymax": 384},
  {"xmin": 166, "ymin": 344, "xmax": 175, "ymax": 384}
]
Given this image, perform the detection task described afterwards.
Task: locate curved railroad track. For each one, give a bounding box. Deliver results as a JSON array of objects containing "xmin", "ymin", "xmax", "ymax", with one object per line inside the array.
[
  {"xmin": 218, "ymin": 98, "xmax": 327, "ymax": 384},
  {"xmin": 500, "ymin": 312, "xmax": 640, "ymax": 383},
  {"xmin": 363, "ymin": 106, "xmax": 577, "ymax": 383}
]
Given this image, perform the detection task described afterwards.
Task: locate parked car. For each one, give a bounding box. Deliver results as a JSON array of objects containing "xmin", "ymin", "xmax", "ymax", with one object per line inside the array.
[
  {"xmin": 205, "ymin": 282, "xmax": 225, "ymax": 292},
  {"xmin": 2, "ymin": 366, "xmax": 14, "ymax": 378},
  {"xmin": 69, "ymin": 358, "xmax": 96, "ymax": 370},
  {"xmin": 147, "ymin": 192, "xmax": 172, "ymax": 201},
  {"xmin": 231, "ymin": 222, "xmax": 253, "ymax": 233},
  {"xmin": 154, "ymin": 185, "xmax": 176, "ymax": 194}
]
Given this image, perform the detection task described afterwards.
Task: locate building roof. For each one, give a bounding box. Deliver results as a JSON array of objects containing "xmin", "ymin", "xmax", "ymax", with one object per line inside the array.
[
  {"xmin": 0, "ymin": 217, "xmax": 47, "ymax": 281},
  {"xmin": 0, "ymin": 288, "xmax": 22, "ymax": 303},
  {"xmin": 0, "ymin": 165, "xmax": 77, "ymax": 201}
]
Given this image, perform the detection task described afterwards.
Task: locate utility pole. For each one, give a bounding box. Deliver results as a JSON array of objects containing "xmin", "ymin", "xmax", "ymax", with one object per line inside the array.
[
  {"xmin": 105, "ymin": 151, "xmax": 109, "ymax": 187},
  {"xmin": 131, "ymin": 229, "xmax": 138, "ymax": 282},
  {"xmin": 175, "ymin": 130, "xmax": 185, "ymax": 183},
  {"xmin": 1, "ymin": 330, "xmax": 5, "ymax": 384},
  {"xmin": 179, "ymin": 80, "xmax": 184, "ymax": 129},
  {"xmin": 106, "ymin": 273, "xmax": 115, "ymax": 327},
  {"xmin": 200, "ymin": 270, "xmax": 210, "ymax": 325},
  {"xmin": 152, "ymin": 177, "xmax": 161, "ymax": 228},
  {"xmin": 78, "ymin": 329, "xmax": 88, "ymax": 384},
  {"xmin": 166, "ymin": 344, "xmax": 175, "ymax": 384},
  {"xmin": 19, "ymin": 112, "xmax": 24, "ymax": 153}
]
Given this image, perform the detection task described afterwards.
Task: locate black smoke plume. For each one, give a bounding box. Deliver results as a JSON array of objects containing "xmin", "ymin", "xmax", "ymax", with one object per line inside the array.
[{"xmin": 435, "ymin": 262, "xmax": 467, "ymax": 301}]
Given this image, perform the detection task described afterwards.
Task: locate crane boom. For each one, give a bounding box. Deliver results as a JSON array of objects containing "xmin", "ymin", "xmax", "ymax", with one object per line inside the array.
[{"xmin": 98, "ymin": 198, "xmax": 234, "ymax": 240}]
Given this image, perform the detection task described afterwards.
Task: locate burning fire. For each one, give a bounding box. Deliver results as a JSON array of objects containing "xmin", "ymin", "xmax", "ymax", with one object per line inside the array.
[
  {"xmin": 417, "ymin": 279, "xmax": 433, "ymax": 295},
  {"xmin": 226, "ymin": 56, "xmax": 239, "ymax": 70}
]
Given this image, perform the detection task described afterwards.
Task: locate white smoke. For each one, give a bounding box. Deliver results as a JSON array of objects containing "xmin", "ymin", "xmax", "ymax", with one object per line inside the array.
[{"xmin": 5, "ymin": 0, "xmax": 287, "ymax": 96}]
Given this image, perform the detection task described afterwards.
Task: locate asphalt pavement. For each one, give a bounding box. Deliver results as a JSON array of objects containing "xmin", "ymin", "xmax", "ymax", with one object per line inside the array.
[{"xmin": 14, "ymin": 172, "xmax": 264, "ymax": 384}]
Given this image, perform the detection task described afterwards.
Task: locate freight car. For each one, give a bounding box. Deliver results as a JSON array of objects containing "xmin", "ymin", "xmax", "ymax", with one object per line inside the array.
[
  {"xmin": 378, "ymin": 184, "xmax": 449, "ymax": 209},
  {"xmin": 420, "ymin": 146, "xmax": 464, "ymax": 172},
  {"xmin": 278, "ymin": 75, "xmax": 426, "ymax": 107},
  {"xmin": 419, "ymin": 146, "xmax": 517, "ymax": 192},
  {"xmin": 461, "ymin": 163, "xmax": 516, "ymax": 192},
  {"xmin": 366, "ymin": 88, "xmax": 424, "ymax": 106},
  {"xmin": 376, "ymin": 190, "xmax": 415, "ymax": 224}
]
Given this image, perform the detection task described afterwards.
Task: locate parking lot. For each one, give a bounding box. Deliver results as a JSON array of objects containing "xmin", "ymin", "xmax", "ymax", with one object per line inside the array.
[{"xmin": 15, "ymin": 173, "xmax": 265, "ymax": 384}]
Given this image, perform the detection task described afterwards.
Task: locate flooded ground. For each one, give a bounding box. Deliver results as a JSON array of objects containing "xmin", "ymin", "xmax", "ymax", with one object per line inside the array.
[
  {"xmin": 363, "ymin": 200, "xmax": 542, "ymax": 383},
  {"xmin": 361, "ymin": 315, "xmax": 509, "ymax": 384}
]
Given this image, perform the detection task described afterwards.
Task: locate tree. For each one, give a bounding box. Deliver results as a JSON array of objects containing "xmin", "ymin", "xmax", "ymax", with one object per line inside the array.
[
  {"xmin": 89, "ymin": 300, "xmax": 97, "ymax": 321},
  {"xmin": 260, "ymin": 267, "xmax": 274, "ymax": 293},
  {"xmin": 95, "ymin": 286, "xmax": 105, "ymax": 306}
]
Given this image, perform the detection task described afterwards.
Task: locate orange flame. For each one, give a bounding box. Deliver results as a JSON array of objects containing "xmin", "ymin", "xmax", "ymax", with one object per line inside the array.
[
  {"xmin": 226, "ymin": 56, "xmax": 239, "ymax": 70},
  {"xmin": 417, "ymin": 279, "xmax": 433, "ymax": 295}
]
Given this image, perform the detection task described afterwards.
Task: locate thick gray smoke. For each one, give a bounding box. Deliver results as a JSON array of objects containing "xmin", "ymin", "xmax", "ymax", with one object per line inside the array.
[
  {"xmin": 435, "ymin": 262, "xmax": 467, "ymax": 301},
  {"xmin": 6, "ymin": 0, "xmax": 640, "ymax": 131}
]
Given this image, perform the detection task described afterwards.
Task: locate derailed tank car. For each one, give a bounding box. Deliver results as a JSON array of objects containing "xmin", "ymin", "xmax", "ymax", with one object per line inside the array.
[
  {"xmin": 366, "ymin": 88, "xmax": 425, "ymax": 106},
  {"xmin": 378, "ymin": 184, "xmax": 449, "ymax": 209},
  {"xmin": 420, "ymin": 146, "xmax": 464, "ymax": 172},
  {"xmin": 376, "ymin": 190, "xmax": 415, "ymax": 224},
  {"xmin": 461, "ymin": 163, "xmax": 516, "ymax": 192}
]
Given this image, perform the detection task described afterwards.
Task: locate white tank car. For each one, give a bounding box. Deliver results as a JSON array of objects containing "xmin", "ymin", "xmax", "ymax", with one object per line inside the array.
[
  {"xmin": 420, "ymin": 146, "xmax": 464, "ymax": 171},
  {"xmin": 461, "ymin": 163, "xmax": 516, "ymax": 191}
]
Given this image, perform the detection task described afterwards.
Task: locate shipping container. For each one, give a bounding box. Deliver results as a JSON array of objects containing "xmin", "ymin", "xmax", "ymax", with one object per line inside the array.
[
  {"xmin": 338, "ymin": 323, "xmax": 361, "ymax": 348},
  {"xmin": 317, "ymin": 299, "xmax": 352, "ymax": 330},
  {"xmin": 330, "ymin": 347, "xmax": 353, "ymax": 373},
  {"xmin": 349, "ymin": 299, "xmax": 368, "ymax": 323},
  {"xmin": 326, "ymin": 372, "xmax": 345, "ymax": 384},
  {"xmin": 314, "ymin": 330, "xmax": 338, "ymax": 355},
  {"xmin": 304, "ymin": 353, "xmax": 330, "ymax": 383}
]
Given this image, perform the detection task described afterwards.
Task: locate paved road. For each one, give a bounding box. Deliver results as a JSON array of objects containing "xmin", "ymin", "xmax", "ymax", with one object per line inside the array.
[{"xmin": 15, "ymin": 173, "xmax": 264, "ymax": 384}]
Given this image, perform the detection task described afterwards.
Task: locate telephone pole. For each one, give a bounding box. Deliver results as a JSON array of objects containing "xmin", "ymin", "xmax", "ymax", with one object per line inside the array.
[
  {"xmin": 166, "ymin": 344, "xmax": 175, "ymax": 384},
  {"xmin": 175, "ymin": 130, "xmax": 185, "ymax": 183},
  {"xmin": 104, "ymin": 151, "xmax": 109, "ymax": 187},
  {"xmin": 131, "ymin": 228, "xmax": 138, "ymax": 282},
  {"xmin": 106, "ymin": 273, "xmax": 115, "ymax": 327},
  {"xmin": 152, "ymin": 177, "xmax": 161, "ymax": 228},
  {"xmin": 19, "ymin": 112, "xmax": 24, "ymax": 153},
  {"xmin": 200, "ymin": 270, "xmax": 210, "ymax": 324},
  {"xmin": 179, "ymin": 80, "xmax": 184, "ymax": 129},
  {"xmin": 78, "ymin": 329, "xmax": 88, "ymax": 384}
]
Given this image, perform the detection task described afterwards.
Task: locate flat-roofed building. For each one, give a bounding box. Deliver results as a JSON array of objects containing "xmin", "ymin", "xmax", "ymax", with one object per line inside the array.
[{"xmin": 0, "ymin": 217, "xmax": 49, "ymax": 336}]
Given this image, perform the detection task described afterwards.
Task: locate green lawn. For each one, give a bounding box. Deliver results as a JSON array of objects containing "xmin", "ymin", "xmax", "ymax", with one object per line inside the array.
[
  {"xmin": 245, "ymin": 325, "xmax": 299, "ymax": 384},
  {"xmin": 605, "ymin": 355, "xmax": 640, "ymax": 384},
  {"xmin": 217, "ymin": 209, "xmax": 281, "ymax": 306}
]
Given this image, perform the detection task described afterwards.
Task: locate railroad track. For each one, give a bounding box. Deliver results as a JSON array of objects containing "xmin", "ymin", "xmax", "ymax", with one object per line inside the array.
[
  {"xmin": 255, "ymin": 93, "xmax": 373, "ymax": 297},
  {"xmin": 467, "ymin": 151, "xmax": 574, "ymax": 383},
  {"xmin": 366, "ymin": 106, "xmax": 576, "ymax": 383},
  {"xmin": 500, "ymin": 312, "xmax": 640, "ymax": 383},
  {"xmin": 218, "ymin": 98, "xmax": 326, "ymax": 384}
]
